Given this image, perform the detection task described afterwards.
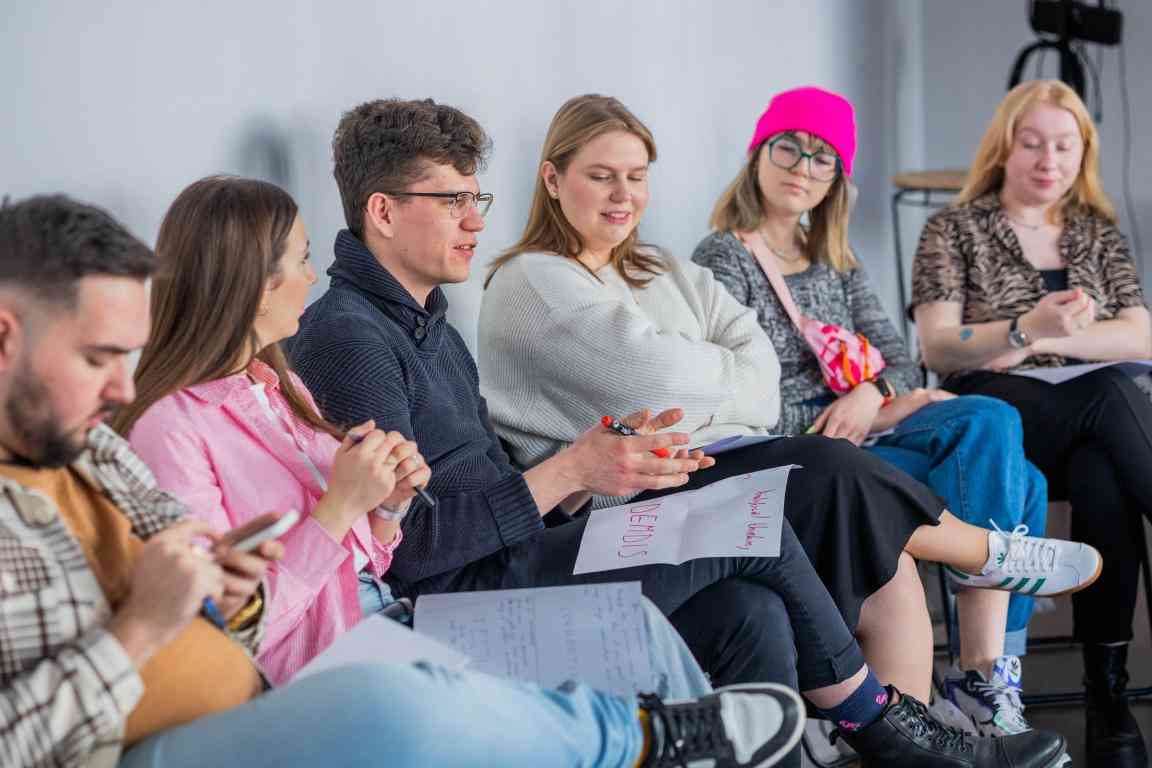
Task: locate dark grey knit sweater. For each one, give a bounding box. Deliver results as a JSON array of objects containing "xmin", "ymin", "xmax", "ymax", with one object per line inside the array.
[{"xmin": 692, "ymin": 230, "xmax": 921, "ymax": 435}]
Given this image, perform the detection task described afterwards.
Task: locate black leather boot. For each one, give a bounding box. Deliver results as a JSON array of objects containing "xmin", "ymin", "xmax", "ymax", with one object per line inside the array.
[
  {"xmin": 835, "ymin": 687, "xmax": 1067, "ymax": 767},
  {"xmin": 1084, "ymin": 643, "xmax": 1149, "ymax": 768}
]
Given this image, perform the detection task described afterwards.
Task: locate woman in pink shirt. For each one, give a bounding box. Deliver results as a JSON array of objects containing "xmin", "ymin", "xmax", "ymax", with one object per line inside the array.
[{"xmin": 115, "ymin": 176, "xmax": 431, "ymax": 684}]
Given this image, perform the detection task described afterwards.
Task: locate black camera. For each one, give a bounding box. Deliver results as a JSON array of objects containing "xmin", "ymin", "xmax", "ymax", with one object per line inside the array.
[
  {"xmin": 1008, "ymin": 0, "xmax": 1124, "ymax": 99},
  {"xmin": 1029, "ymin": 0, "xmax": 1123, "ymax": 45}
]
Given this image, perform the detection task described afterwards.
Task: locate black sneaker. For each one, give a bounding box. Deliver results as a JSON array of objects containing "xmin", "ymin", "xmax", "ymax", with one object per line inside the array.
[
  {"xmin": 834, "ymin": 686, "xmax": 1067, "ymax": 767},
  {"xmin": 639, "ymin": 683, "xmax": 805, "ymax": 767}
]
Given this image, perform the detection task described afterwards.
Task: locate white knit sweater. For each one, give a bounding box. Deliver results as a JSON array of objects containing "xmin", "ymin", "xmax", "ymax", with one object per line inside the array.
[{"xmin": 477, "ymin": 251, "xmax": 782, "ymax": 474}]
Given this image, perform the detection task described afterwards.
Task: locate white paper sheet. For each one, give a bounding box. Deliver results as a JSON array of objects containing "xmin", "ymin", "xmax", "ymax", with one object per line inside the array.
[
  {"xmin": 1010, "ymin": 360, "xmax": 1152, "ymax": 385},
  {"xmin": 294, "ymin": 614, "xmax": 471, "ymax": 680},
  {"xmin": 415, "ymin": 582, "xmax": 652, "ymax": 697},
  {"xmin": 691, "ymin": 434, "xmax": 785, "ymax": 455},
  {"xmin": 573, "ymin": 466, "xmax": 797, "ymax": 575}
]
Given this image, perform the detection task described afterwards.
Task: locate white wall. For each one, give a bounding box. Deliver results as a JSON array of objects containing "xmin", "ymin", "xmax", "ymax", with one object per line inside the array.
[
  {"xmin": 917, "ymin": 0, "xmax": 1152, "ymax": 286},
  {"xmin": 3, "ymin": 0, "xmax": 912, "ymax": 351}
]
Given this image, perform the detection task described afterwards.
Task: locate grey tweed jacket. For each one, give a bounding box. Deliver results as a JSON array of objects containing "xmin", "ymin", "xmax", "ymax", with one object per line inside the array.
[{"xmin": 693, "ymin": 230, "xmax": 922, "ymax": 435}]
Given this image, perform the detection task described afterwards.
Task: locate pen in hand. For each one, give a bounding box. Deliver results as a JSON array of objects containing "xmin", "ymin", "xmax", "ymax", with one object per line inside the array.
[
  {"xmin": 201, "ymin": 597, "xmax": 226, "ymax": 630},
  {"xmin": 600, "ymin": 416, "xmax": 672, "ymax": 458},
  {"xmin": 350, "ymin": 432, "xmax": 437, "ymax": 508}
]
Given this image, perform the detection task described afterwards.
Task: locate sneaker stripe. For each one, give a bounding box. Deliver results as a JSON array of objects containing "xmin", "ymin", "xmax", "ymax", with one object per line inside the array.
[
  {"xmin": 997, "ymin": 577, "xmax": 1014, "ymax": 588},
  {"xmin": 946, "ymin": 565, "xmax": 971, "ymax": 580},
  {"xmin": 1025, "ymin": 578, "xmax": 1046, "ymax": 595},
  {"xmin": 1014, "ymin": 578, "xmax": 1030, "ymax": 593}
]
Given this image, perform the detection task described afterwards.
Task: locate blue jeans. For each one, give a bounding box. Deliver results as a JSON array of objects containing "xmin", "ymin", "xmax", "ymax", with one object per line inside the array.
[
  {"xmin": 358, "ymin": 572, "xmax": 712, "ymax": 700},
  {"xmin": 120, "ymin": 662, "xmax": 644, "ymax": 767},
  {"xmin": 867, "ymin": 395, "xmax": 1047, "ymax": 657}
]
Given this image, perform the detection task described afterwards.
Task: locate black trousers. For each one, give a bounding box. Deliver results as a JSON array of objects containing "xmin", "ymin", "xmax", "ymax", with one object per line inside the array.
[
  {"xmin": 947, "ymin": 366, "xmax": 1152, "ymax": 643},
  {"xmin": 395, "ymin": 436, "xmax": 950, "ymax": 694},
  {"xmin": 637, "ymin": 435, "xmax": 944, "ymax": 633}
]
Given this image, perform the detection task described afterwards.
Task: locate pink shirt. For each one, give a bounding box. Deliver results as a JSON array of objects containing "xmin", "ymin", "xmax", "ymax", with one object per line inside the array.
[{"xmin": 128, "ymin": 360, "xmax": 400, "ymax": 685}]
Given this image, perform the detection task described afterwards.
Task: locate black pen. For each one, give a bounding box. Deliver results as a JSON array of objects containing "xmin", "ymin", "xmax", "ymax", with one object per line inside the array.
[{"xmin": 350, "ymin": 432, "xmax": 437, "ymax": 508}]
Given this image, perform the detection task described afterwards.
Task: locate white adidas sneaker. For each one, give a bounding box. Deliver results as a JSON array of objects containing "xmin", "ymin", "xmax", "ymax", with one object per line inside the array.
[{"xmin": 945, "ymin": 523, "xmax": 1102, "ymax": 597}]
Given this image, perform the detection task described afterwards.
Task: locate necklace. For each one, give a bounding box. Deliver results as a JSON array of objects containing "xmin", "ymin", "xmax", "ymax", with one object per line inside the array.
[
  {"xmin": 1004, "ymin": 213, "xmax": 1052, "ymax": 232},
  {"xmin": 758, "ymin": 231, "xmax": 806, "ymax": 263}
]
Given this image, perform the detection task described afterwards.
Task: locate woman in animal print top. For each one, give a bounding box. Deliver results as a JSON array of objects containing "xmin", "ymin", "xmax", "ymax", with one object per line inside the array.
[{"xmin": 912, "ymin": 79, "xmax": 1152, "ymax": 768}]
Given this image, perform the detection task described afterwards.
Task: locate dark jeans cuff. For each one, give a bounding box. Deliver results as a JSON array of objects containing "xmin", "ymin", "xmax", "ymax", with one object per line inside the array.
[{"xmin": 796, "ymin": 635, "xmax": 867, "ymax": 691}]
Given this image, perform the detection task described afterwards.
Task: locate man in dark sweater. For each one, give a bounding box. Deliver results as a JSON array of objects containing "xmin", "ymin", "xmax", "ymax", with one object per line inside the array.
[
  {"xmin": 284, "ymin": 98, "xmax": 1069, "ymax": 768},
  {"xmin": 284, "ymin": 98, "xmax": 832, "ymax": 694}
]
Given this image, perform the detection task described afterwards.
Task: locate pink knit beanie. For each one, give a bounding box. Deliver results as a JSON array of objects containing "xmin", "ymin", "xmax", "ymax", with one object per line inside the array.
[{"xmin": 747, "ymin": 87, "xmax": 857, "ymax": 178}]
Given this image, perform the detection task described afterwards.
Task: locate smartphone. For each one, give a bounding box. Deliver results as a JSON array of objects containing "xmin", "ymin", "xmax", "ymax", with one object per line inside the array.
[{"xmin": 220, "ymin": 510, "xmax": 301, "ymax": 553}]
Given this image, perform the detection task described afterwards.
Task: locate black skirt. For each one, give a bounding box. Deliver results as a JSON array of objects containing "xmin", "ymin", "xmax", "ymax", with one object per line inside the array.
[{"xmin": 635, "ymin": 434, "xmax": 945, "ymax": 631}]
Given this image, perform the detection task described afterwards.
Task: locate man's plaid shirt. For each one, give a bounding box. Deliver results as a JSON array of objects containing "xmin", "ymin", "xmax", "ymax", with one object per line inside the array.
[{"xmin": 0, "ymin": 424, "xmax": 266, "ymax": 768}]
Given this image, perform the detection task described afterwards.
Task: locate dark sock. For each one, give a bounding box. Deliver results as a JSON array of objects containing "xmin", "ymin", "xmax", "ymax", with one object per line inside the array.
[{"xmin": 817, "ymin": 671, "xmax": 889, "ymax": 732}]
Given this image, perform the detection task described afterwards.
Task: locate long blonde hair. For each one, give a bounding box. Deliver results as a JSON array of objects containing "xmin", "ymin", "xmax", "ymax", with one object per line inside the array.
[
  {"xmin": 487, "ymin": 94, "xmax": 666, "ymax": 289},
  {"xmin": 709, "ymin": 139, "xmax": 857, "ymax": 272},
  {"xmin": 956, "ymin": 79, "xmax": 1115, "ymax": 222}
]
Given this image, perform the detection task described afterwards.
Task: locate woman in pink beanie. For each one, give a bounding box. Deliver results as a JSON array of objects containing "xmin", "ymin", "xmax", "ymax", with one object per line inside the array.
[{"xmin": 692, "ymin": 86, "xmax": 1066, "ymax": 744}]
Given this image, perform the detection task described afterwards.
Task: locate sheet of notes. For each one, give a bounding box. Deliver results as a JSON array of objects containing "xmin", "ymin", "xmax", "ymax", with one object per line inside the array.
[{"xmin": 415, "ymin": 582, "xmax": 652, "ymax": 697}]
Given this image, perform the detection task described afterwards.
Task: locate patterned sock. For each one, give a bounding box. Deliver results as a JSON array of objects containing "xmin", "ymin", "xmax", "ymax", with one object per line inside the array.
[{"xmin": 818, "ymin": 670, "xmax": 890, "ymax": 733}]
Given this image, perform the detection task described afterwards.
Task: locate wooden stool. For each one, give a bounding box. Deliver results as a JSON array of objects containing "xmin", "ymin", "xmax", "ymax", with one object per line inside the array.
[{"xmin": 890, "ymin": 169, "xmax": 969, "ymax": 342}]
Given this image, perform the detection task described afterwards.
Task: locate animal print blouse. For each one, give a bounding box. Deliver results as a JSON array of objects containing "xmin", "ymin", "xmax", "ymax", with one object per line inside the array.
[{"xmin": 910, "ymin": 192, "xmax": 1146, "ymax": 369}]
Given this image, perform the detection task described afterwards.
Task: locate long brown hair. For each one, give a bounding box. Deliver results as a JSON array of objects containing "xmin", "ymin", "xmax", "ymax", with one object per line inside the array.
[
  {"xmin": 112, "ymin": 176, "xmax": 341, "ymax": 439},
  {"xmin": 709, "ymin": 139, "xmax": 857, "ymax": 272},
  {"xmin": 487, "ymin": 94, "xmax": 666, "ymax": 289},
  {"xmin": 956, "ymin": 79, "xmax": 1115, "ymax": 222}
]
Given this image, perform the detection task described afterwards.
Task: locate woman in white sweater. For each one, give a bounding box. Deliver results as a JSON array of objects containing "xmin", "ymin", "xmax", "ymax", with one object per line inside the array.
[{"xmin": 477, "ymin": 94, "xmax": 1099, "ymax": 708}]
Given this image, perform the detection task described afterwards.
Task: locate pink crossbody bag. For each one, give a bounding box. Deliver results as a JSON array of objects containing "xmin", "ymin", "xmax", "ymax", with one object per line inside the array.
[{"xmin": 737, "ymin": 231, "xmax": 886, "ymax": 395}]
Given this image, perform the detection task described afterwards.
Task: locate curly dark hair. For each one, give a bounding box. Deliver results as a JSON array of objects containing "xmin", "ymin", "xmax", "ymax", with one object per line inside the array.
[
  {"xmin": 0, "ymin": 194, "xmax": 154, "ymax": 304},
  {"xmin": 332, "ymin": 98, "xmax": 492, "ymax": 237}
]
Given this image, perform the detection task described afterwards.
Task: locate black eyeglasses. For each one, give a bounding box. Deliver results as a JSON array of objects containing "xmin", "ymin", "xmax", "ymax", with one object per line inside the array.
[
  {"xmin": 766, "ymin": 136, "xmax": 841, "ymax": 182},
  {"xmin": 381, "ymin": 191, "xmax": 494, "ymax": 219}
]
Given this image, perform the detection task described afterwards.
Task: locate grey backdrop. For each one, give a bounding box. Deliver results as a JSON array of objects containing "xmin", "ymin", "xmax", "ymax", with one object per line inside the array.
[{"xmin": 2, "ymin": 1, "xmax": 1145, "ymax": 351}]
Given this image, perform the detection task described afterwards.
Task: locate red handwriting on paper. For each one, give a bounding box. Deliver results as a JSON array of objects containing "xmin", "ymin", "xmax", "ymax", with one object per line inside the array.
[
  {"xmin": 617, "ymin": 500, "xmax": 662, "ymax": 559},
  {"xmin": 737, "ymin": 489, "xmax": 777, "ymax": 550}
]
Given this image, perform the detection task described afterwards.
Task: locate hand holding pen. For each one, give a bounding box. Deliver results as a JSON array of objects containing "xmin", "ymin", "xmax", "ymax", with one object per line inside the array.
[
  {"xmin": 109, "ymin": 519, "xmax": 230, "ymax": 661},
  {"xmin": 348, "ymin": 429, "xmax": 436, "ymax": 508},
  {"xmin": 601, "ymin": 409, "xmax": 715, "ymax": 467},
  {"xmin": 562, "ymin": 408, "xmax": 715, "ymax": 498},
  {"xmin": 340, "ymin": 421, "xmax": 435, "ymax": 511}
]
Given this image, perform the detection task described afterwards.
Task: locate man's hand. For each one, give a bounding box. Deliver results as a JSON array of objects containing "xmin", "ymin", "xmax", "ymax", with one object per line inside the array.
[
  {"xmin": 870, "ymin": 388, "xmax": 956, "ymax": 433},
  {"xmin": 562, "ymin": 407, "xmax": 704, "ymax": 497},
  {"xmin": 810, "ymin": 385, "xmax": 885, "ymax": 446},
  {"xmin": 212, "ymin": 540, "xmax": 283, "ymax": 621},
  {"xmin": 623, "ymin": 408, "xmax": 717, "ymax": 471},
  {"xmin": 108, "ymin": 519, "xmax": 226, "ymax": 666}
]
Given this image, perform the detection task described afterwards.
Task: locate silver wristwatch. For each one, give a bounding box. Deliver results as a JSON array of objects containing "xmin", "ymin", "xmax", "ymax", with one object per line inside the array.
[{"xmin": 1007, "ymin": 316, "xmax": 1031, "ymax": 349}]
